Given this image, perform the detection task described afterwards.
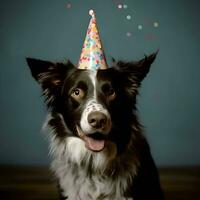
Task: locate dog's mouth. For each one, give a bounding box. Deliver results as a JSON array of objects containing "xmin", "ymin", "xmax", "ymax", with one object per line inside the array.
[{"xmin": 76, "ymin": 125, "xmax": 107, "ymax": 152}]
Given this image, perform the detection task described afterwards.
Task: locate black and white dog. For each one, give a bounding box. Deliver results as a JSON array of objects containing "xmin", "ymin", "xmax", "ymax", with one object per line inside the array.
[{"xmin": 27, "ymin": 53, "xmax": 164, "ymax": 200}]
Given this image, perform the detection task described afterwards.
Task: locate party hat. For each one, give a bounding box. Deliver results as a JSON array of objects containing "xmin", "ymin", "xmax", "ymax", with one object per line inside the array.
[{"xmin": 78, "ymin": 10, "xmax": 108, "ymax": 70}]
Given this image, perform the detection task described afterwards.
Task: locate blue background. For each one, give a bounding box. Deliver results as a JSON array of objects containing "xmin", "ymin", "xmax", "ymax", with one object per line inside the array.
[{"xmin": 0, "ymin": 0, "xmax": 200, "ymax": 166}]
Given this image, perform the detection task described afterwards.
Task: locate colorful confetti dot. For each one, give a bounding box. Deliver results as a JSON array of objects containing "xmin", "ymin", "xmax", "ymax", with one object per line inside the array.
[
  {"xmin": 153, "ymin": 22, "xmax": 159, "ymax": 27},
  {"xmin": 123, "ymin": 4, "xmax": 128, "ymax": 9},
  {"xmin": 118, "ymin": 4, "xmax": 123, "ymax": 9},
  {"xmin": 126, "ymin": 15, "xmax": 131, "ymax": 20},
  {"xmin": 66, "ymin": 3, "xmax": 71, "ymax": 9},
  {"xmin": 138, "ymin": 25, "xmax": 143, "ymax": 30},
  {"xmin": 126, "ymin": 32, "xmax": 132, "ymax": 37}
]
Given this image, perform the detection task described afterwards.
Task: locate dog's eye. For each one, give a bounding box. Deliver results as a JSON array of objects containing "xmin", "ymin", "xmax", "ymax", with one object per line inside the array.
[
  {"xmin": 71, "ymin": 88, "xmax": 84, "ymax": 100},
  {"xmin": 102, "ymin": 84, "xmax": 116, "ymax": 101},
  {"xmin": 107, "ymin": 87, "xmax": 115, "ymax": 96},
  {"xmin": 107, "ymin": 88, "xmax": 116, "ymax": 101}
]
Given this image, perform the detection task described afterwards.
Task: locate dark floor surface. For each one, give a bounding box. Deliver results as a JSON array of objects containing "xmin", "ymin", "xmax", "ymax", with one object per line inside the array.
[{"xmin": 0, "ymin": 165, "xmax": 199, "ymax": 200}]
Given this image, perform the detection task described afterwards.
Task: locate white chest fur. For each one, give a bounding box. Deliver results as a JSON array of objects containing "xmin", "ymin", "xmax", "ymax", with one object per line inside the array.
[
  {"xmin": 50, "ymin": 136, "xmax": 138, "ymax": 200},
  {"xmin": 56, "ymin": 165, "xmax": 133, "ymax": 200}
]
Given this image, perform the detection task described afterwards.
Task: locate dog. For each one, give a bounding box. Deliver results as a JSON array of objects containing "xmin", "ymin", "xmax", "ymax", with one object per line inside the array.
[{"xmin": 27, "ymin": 52, "xmax": 164, "ymax": 200}]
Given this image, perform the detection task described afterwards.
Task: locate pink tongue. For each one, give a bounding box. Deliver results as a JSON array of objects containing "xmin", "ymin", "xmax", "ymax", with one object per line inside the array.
[{"xmin": 84, "ymin": 136, "xmax": 105, "ymax": 152}]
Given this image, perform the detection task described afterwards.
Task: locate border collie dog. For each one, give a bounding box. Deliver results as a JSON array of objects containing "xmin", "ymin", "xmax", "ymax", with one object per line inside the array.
[{"xmin": 27, "ymin": 53, "xmax": 164, "ymax": 200}]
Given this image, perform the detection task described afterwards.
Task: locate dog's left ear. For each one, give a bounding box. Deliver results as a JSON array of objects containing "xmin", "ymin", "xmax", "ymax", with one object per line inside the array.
[{"xmin": 114, "ymin": 52, "xmax": 157, "ymax": 82}]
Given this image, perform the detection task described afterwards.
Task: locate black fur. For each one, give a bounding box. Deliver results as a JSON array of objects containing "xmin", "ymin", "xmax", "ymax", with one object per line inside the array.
[{"xmin": 27, "ymin": 52, "xmax": 164, "ymax": 199}]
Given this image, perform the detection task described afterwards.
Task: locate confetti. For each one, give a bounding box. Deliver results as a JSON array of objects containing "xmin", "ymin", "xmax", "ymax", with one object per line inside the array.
[
  {"xmin": 138, "ymin": 25, "xmax": 143, "ymax": 30},
  {"xmin": 153, "ymin": 22, "xmax": 159, "ymax": 27},
  {"xmin": 66, "ymin": 3, "xmax": 71, "ymax": 9},
  {"xmin": 126, "ymin": 32, "xmax": 132, "ymax": 37},
  {"xmin": 126, "ymin": 15, "xmax": 131, "ymax": 20},
  {"xmin": 118, "ymin": 4, "xmax": 123, "ymax": 9}
]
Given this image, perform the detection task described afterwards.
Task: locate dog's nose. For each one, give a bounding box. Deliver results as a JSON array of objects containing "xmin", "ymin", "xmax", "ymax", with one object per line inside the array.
[{"xmin": 88, "ymin": 111, "xmax": 107, "ymax": 129}]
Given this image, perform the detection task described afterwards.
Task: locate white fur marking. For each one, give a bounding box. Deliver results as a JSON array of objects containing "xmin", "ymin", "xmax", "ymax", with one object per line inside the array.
[
  {"xmin": 89, "ymin": 70, "xmax": 97, "ymax": 99},
  {"xmin": 80, "ymin": 71, "xmax": 112, "ymax": 134},
  {"xmin": 80, "ymin": 100, "xmax": 111, "ymax": 134}
]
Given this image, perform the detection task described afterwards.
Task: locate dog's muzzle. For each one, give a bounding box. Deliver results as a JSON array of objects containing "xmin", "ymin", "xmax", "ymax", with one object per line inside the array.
[{"xmin": 78, "ymin": 102, "xmax": 112, "ymax": 152}]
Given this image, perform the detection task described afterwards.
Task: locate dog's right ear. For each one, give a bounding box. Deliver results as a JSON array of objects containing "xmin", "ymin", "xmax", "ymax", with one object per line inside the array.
[
  {"xmin": 26, "ymin": 58, "xmax": 54, "ymax": 81},
  {"xmin": 26, "ymin": 58, "xmax": 75, "ymax": 106},
  {"xmin": 26, "ymin": 58, "xmax": 74, "ymax": 84}
]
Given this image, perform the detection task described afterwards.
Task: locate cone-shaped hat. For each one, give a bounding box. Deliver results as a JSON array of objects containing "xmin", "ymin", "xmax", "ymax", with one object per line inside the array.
[{"xmin": 78, "ymin": 10, "xmax": 108, "ymax": 70}]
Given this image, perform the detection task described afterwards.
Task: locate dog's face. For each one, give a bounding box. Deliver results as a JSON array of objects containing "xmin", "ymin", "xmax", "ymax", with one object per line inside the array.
[{"xmin": 27, "ymin": 53, "xmax": 156, "ymax": 154}]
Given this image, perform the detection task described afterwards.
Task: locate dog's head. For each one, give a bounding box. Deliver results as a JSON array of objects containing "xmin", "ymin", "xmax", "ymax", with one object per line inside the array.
[{"xmin": 27, "ymin": 53, "xmax": 156, "ymax": 154}]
